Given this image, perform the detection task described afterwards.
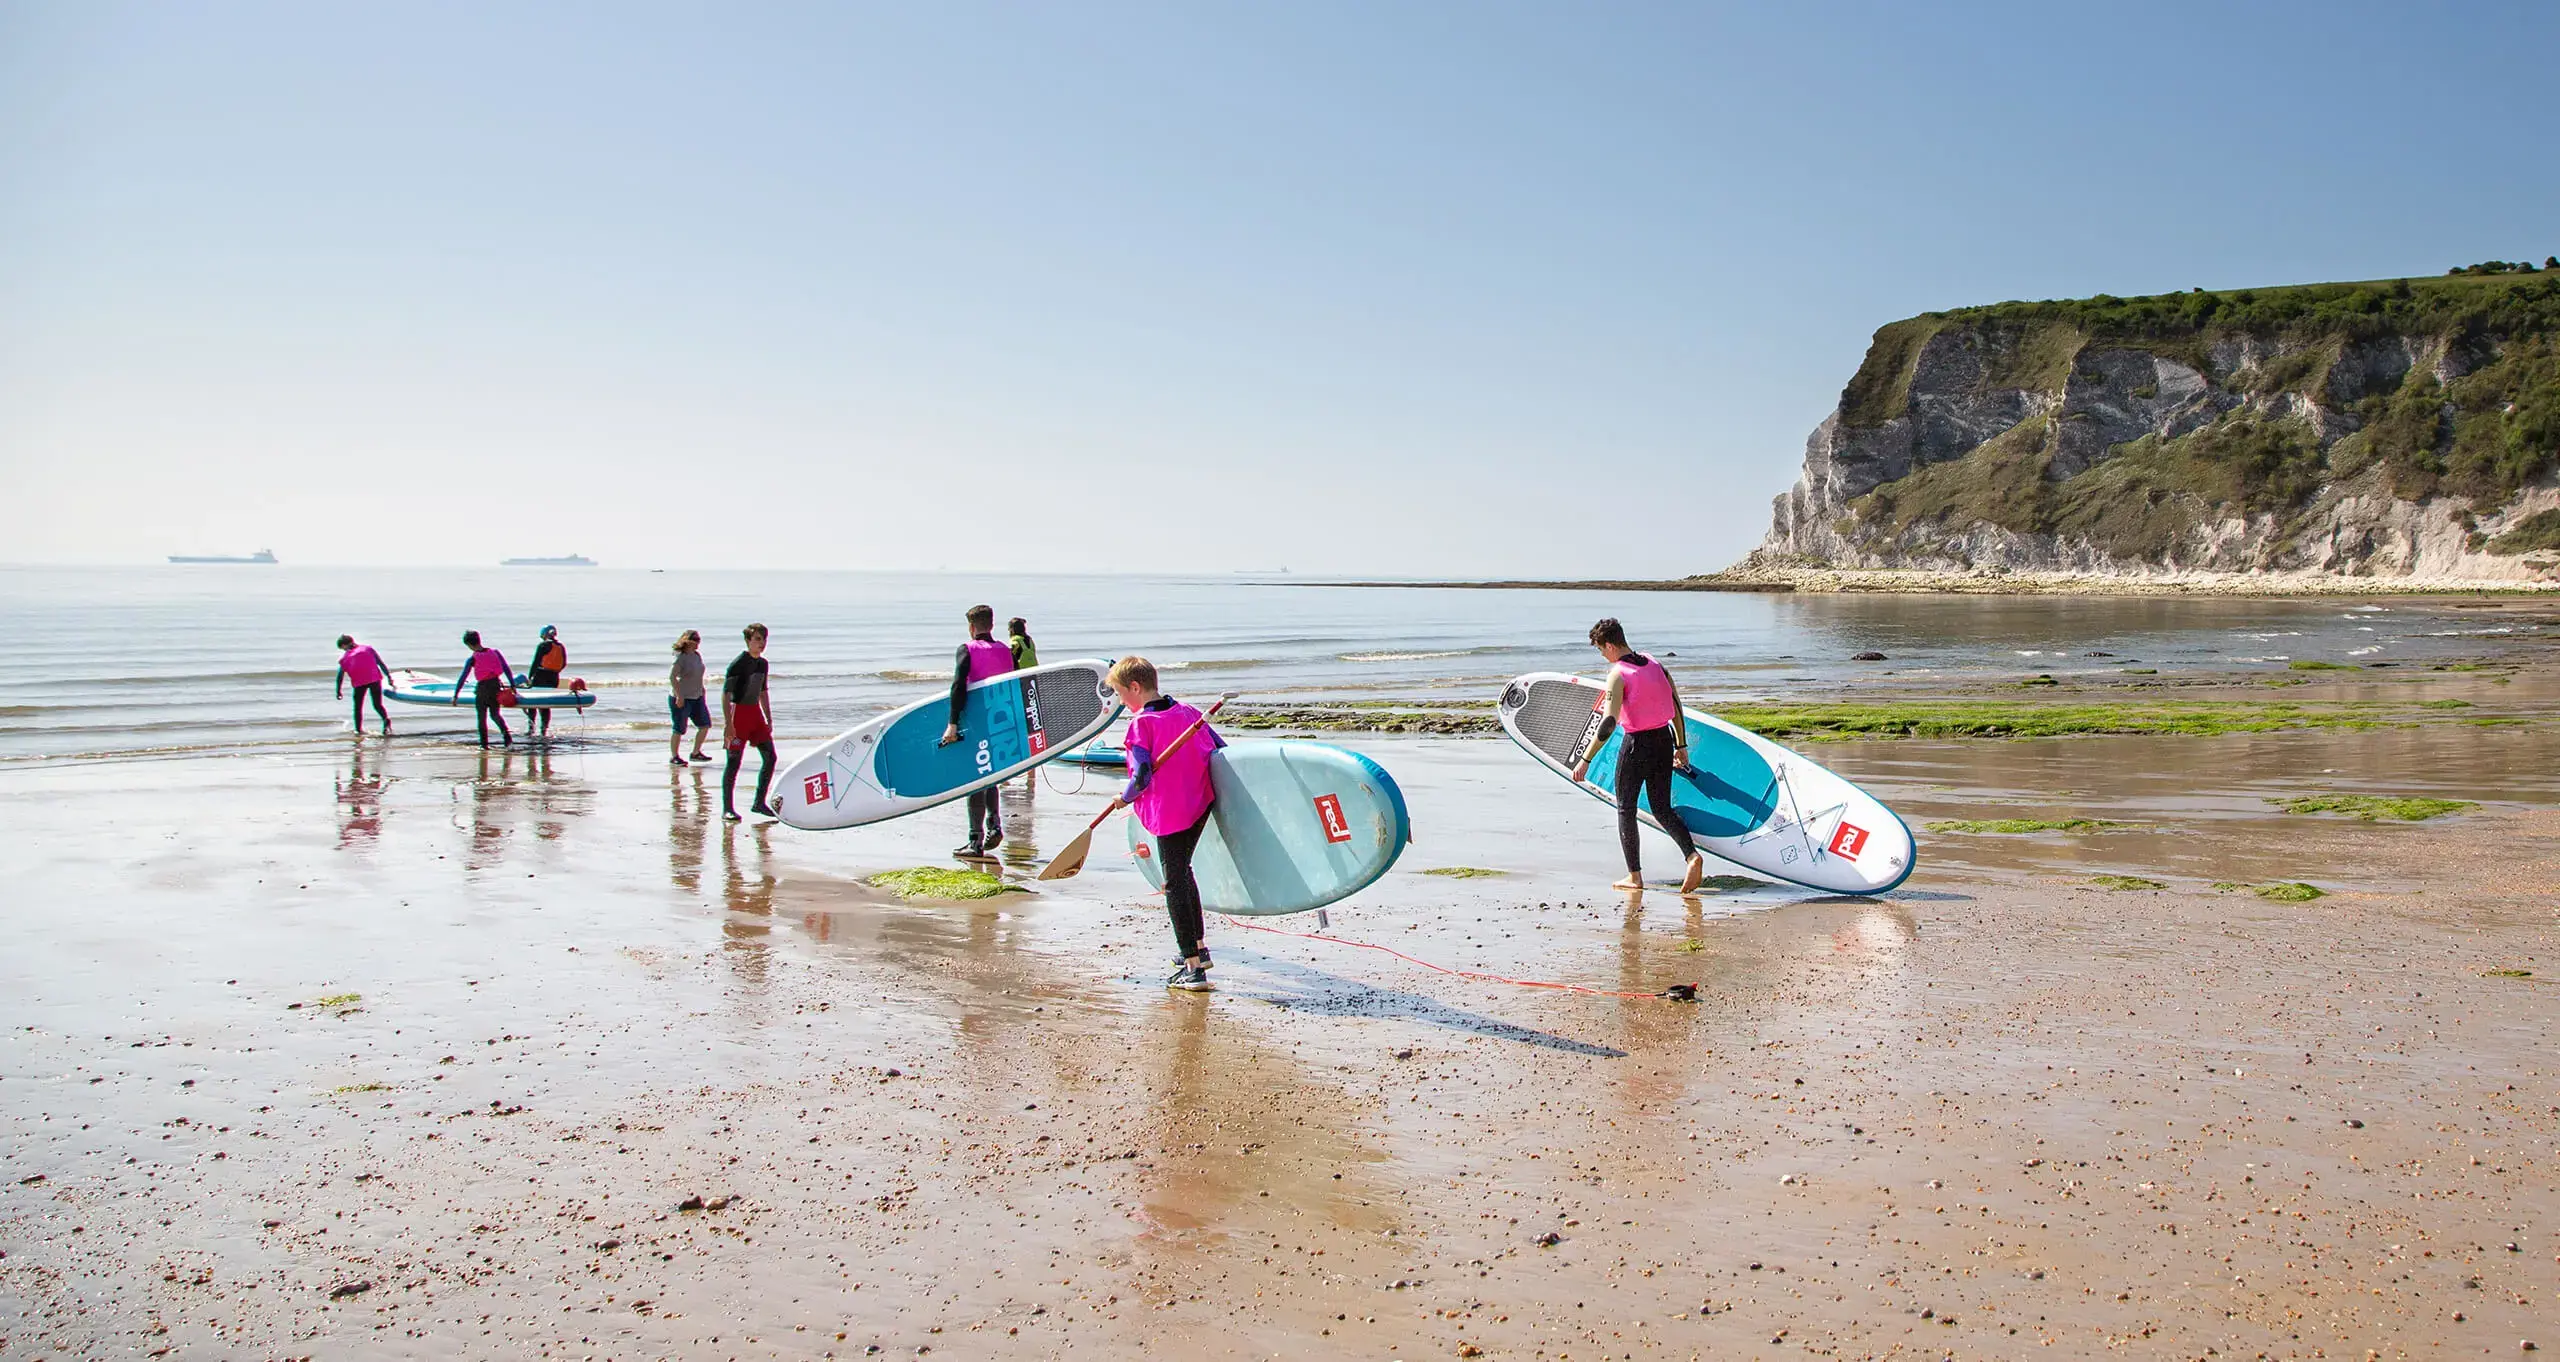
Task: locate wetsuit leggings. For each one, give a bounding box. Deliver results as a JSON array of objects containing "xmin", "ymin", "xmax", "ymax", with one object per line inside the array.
[
  {"xmin": 965, "ymin": 786, "xmax": 1002, "ymax": 848},
  {"xmin": 1614, "ymin": 726, "xmax": 1697, "ymax": 875},
  {"xmin": 1158, "ymin": 811, "xmax": 1211, "ymax": 961},
  {"xmin": 474, "ymin": 679, "xmax": 512, "ymax": 747},
  {"xmin": 724, "ymin": 739, "xmax": 775, "ymax": 814},
  {"xmin": 349, "ymin": 683, "xmax": 387, "ymax": 731}
]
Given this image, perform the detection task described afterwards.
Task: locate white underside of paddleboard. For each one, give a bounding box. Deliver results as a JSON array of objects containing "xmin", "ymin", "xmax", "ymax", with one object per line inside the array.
[{"xmin": 1498, "ymin": 671, "xmax": 1916, "ymax": 895}]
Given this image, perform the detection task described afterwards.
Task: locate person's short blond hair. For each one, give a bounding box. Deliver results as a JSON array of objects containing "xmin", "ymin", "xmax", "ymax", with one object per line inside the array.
[{"xmin": 1107, "ymin": 656, "xmax": 1158, "ymax": 692}]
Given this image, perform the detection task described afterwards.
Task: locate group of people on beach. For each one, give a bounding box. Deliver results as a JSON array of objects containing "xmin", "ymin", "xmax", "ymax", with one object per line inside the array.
[{"xmin": 336, "ymin": 609, "xmax": 1708, "ymax": 992}]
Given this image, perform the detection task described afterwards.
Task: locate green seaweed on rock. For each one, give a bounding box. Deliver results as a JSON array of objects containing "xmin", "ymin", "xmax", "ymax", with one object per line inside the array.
[
  {"xmin": 1926, "ymin": 818, "xmax": 2122, "ymax": 835},
  {"xmin": 2213, "ymin": 881, "xmax": 2327, "ymax": 902},
  {"xmin": 866, "ymin": 867, "xmax": 1025, "ymax": 901},
  {"xmin": 2270, "ymin": 794, "xmax": 2476, "ymax": 821},
  {"xmin": 2090, "ymin": 874, "xmax": 2168, "ymax": 890}
]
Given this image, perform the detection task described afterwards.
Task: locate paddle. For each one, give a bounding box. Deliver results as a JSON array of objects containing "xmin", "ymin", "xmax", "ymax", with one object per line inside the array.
[{"xmin": 1037, "ymin": 692, "xmax": 1235, "ymax": 882}]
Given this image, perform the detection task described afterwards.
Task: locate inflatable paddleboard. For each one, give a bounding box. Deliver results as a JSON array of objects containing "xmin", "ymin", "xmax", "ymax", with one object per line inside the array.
[
  {"xmin": 1126, "ymin": 740, "xmax": 1409, "ymax": 916},
  {"xmin": 1057, "ymin": 743, "xmax": 1127, "ymax": 769},
  {"xmin": 1497, "ymin": 672, "xmax": 1914, "ymax": 895},
  {"xmin": 772, "ymin": 658, "xmax": 1119, "ymax": 831},
  {"xmin": 382, "ymin": 669, "xmax": 597, "ymax": 710}
]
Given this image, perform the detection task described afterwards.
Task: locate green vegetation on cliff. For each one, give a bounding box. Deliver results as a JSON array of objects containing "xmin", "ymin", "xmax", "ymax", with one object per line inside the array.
[{"xmin": 1832, "ymin": 269, "xmax": 2560, "ymax": 564}]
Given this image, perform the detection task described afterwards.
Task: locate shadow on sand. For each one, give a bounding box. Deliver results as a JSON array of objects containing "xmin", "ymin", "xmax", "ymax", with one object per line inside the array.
[{"xmin": 1221, "ymin": 949, "xmax": 1628, "ymax": 1058}]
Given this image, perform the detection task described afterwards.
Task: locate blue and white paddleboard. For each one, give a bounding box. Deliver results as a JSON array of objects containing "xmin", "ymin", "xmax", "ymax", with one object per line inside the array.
[
  {"xmin": 772, "ymin": 659, "xmax": 1120, "ymax": 831},
  {"xmin": 1497, "ymin": 672, "xmax": 1915, "ymax": 895},
  {"xmin": 1057, "ymin": 743, "xmax": 1128, "ymax": 769},
  {"xmin": 1125, "ymin": 741, "xmax": 1410, "ymax": 916},
  {"xmin": 382, "ymin": 669, "xmax": 598, "ymax": 710}
]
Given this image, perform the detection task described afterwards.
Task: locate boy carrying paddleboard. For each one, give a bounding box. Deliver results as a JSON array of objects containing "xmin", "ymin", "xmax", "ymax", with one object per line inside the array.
[
  {"xmin": 1107, "ymin": 656, "xmax": 1225, "ymax": 992},
  {"xmin": 1567, "ymin": 618, "xmax": 1710, "ymax": 894}
]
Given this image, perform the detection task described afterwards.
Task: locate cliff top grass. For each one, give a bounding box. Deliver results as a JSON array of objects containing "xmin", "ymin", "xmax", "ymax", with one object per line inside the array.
[
  {"xmin": 2270, "ymin": 793, "xmax": 2477, "ymax": 821},
  {"xmin": 1835, "ymin": 268, "xmax": 2560, "ymax": 538},
  {"xmin": 866, "ymin": 867, "xmax": 1025, "ymax": 901},
  {"xmin": 1844, "ymin": 269, "xmax": 2560, "ymax": 431}
]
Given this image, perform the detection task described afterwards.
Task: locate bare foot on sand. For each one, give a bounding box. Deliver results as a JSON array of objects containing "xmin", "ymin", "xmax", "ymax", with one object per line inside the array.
[
  {"xmin": 1611, "ymin": 873, "xmax": 1643, "ymax": 891},
  {"xmin": 1680, "ymin": 852, "xmax": 1706, "ymax": 893}
]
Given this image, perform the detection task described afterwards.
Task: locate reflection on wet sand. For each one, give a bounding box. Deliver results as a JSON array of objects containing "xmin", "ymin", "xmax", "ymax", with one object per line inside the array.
[
  {"xmin": 667, "ymin": 763, "xmax": 710, "ymax": 894},
  {"xmin": 333, "ymin": 742, "xmax": 388, "ymax": 850},
  {"xmin": 719, "ymin": 822, "xmax": 778, "ymax": 987}
]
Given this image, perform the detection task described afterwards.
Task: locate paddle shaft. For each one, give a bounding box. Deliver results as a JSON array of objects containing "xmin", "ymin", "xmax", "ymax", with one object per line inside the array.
[
  {"xmin": 1036, "ymin": 693, "xmax": 1234, "ymax": 880},
  {"xmin": 1074, "ymin": 693, "xmax": 1231, "ymax": 835}
]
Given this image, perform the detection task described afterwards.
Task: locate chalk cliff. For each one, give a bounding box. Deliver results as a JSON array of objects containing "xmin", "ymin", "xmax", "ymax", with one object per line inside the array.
[{"xmin": 1744, "ymin": 269, "xmax": 2560, "ymax": 583}]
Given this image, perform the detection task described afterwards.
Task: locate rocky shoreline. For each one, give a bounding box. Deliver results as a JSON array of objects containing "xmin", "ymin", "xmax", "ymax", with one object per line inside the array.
[
  {"xmin": 1705, "ymin": 560, "xmax": 2560, "ymax": 595},
  {"xmin": 1321, "ymin": 566, "xmax": 2558, "ymax": 596}
]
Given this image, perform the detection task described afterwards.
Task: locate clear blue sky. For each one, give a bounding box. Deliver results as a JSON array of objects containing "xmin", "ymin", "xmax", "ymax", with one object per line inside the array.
[{"xmin": 3, "ymin": 2, "xmax": 2553, "ymax": 575}]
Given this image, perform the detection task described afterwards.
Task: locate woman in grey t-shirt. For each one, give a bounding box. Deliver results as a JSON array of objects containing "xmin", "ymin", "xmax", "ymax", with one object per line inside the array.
[{"xmin": 669, "ymin": 629, "xmax": 711, "ymax": 765}]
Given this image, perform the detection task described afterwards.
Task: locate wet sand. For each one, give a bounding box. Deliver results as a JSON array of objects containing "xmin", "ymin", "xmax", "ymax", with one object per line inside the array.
[{"xmin": 5, "ymin": 710, "xmax": 2558, "ymax": 1359}]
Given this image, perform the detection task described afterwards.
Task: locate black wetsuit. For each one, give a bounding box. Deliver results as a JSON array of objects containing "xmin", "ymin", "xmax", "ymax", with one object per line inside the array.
[
  {"xmin": 950, "ymin": 643, "xmax": 1000, "ymax": 849},
  {"xmin": 527, "ymin": 639, "xmax": 566, "ymax": 733},
  {"xmin": 1598, "ymin": 654, "xmax": 1699, "ymax": 876}
]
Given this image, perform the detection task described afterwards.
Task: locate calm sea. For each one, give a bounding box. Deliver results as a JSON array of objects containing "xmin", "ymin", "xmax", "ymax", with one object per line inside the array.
[{"xmin": 0, "ymin": 567, "xmax": 2545, "ymax": 761}]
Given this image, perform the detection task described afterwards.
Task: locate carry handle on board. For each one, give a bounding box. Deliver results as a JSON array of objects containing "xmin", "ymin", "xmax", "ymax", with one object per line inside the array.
[{"xmin": 1036, "ymin": 692, "xmax": 1236, "ymax": 882}]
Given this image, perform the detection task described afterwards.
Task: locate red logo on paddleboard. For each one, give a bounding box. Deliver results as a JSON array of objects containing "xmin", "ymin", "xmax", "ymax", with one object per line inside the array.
[
  {"xmin": 1828, "ymin": 822, "xmax": 1869, "ymax": 860},
  {"xmin": 803, "ymin": 771, "xmax": 831, "ymax": 805},
  {"xmin": 1314, "ymin": 793, "xmax": 1351, "ymax": 844},
  {"xmin": 1028, "ymin": 730, "xmax": 1048, "ymax": 756}
]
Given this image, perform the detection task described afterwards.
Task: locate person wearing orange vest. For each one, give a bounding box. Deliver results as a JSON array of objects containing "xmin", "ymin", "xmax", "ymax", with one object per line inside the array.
[
  {"xmin": 1567, "ymin": 617, "xmax": 1708, "ymax": 894},
  {"xmin": 525, "ymin": 625, "xmax": 568, "ymax": 739},
  {"xmin": 937, "ymin": 604, "xmax": 1018, "ymax": 858}
]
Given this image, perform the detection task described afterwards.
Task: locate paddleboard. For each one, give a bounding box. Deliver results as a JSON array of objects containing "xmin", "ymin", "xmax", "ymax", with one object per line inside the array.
[
  {"xmin": 382, "ymin": 669, "xmax": 597, "ymax": 710},
  {"xmin": 1496, "ymin": 672, "xmax": 1914, "ymax": 895},
  {"xmin": 772, "ymin": 658, "xmax": 1119, "ymax": 831},
  {"xmin": 1057, "ymin": 743, "xmax": 1128, "ymax": 768},
  {"xmin": 1126, "ymin": 740, "xmax": 1410, "ymax": 916}
]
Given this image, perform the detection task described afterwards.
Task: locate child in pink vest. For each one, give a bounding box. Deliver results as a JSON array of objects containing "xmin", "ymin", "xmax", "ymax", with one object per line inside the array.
[
  {"xmin": 335, "ymin": 634, "xmax": 392, "ymax": 736},
  {"xmin": 1567, "ymin": 617, "xmax": 1707, "ymax": 893},
  {"xmin": 1108, "ymin": 656, "xmax": 1225, "ymax": 992},
  {"xmin": 937, "ymin": 604, "xmax": 1021, "ymax": 857}
]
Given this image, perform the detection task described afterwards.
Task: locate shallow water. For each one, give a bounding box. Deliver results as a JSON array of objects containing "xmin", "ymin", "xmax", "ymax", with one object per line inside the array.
[{"xmin": 1, "ymin": 566, "xmax": 2552, "ymax": 759}]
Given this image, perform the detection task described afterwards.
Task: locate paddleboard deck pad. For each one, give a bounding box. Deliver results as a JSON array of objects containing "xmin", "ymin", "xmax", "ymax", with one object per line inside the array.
[
  {"xmin": 1497, "ymin": 672, "xmax": 1914, "ymax": 895},
  {"xmin": 1126, "ymin": 740, "xmax": 1409, "ymax": 916},
  {"xmin": 773, "ymin": 658, "xmax": 1119, "ymax": 831},
  {"xmin": 383, "ymin": 670, "xmax": 597, "ymax": 709}
]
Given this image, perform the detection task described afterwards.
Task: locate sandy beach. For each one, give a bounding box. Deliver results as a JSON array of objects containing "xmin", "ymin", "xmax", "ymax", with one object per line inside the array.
[{"xmin": 6, "ymin": 657, "xmax": 2557, "ymax": 1361}]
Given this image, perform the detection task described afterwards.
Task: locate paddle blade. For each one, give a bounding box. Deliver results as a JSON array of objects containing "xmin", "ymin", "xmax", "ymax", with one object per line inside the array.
[{"xmin": 1037, "ymin": 826, "xmax": 1096, "ymax": 881}]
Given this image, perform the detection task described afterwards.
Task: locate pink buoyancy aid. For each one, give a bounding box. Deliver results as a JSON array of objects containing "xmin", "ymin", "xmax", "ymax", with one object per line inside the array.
[
  {"xmin": 469, "ymin": 648, "xmax": 511, "ymax": 682},
  {"xmin": 1612, "ymin": 654, "xmax": 1678, "ymax": 733},
  {"xmin": 964, "ymin": 636, "xmax": 1015, "ymax": 683},
  {"xmin": 340, "ymin": 645, "xmax": 385, "ymax": 686},
  {"xmin": 1124, "ymin": 701, "xmax": 1220, "ymax": 837}
]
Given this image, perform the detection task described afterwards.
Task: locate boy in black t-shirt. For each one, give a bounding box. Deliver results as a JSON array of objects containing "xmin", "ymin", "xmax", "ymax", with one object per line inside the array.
[{"xmin": 722, "ymin": 624, "xmax": 775, "ymax": 821}]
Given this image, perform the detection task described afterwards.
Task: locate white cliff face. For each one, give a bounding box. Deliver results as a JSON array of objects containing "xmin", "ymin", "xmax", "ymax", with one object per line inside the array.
[{"xmin": 1752, "ymin": 324, "xmax": 2560, "ymax": 584}]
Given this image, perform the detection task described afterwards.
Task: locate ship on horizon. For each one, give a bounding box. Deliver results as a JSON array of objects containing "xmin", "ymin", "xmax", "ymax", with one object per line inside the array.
[
  {"xmin": 501, "ymin": 554, "xmax": 597, "ymax": 567},
  {"xmin": 167, "ymin": 549, "xmax": 278, "ymax": 565}
]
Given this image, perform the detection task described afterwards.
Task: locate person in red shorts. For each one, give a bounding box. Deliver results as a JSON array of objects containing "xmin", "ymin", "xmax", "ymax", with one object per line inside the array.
[{"xmin": 721, "ymin": 623, "xmax": 776, "ymax": 821}]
